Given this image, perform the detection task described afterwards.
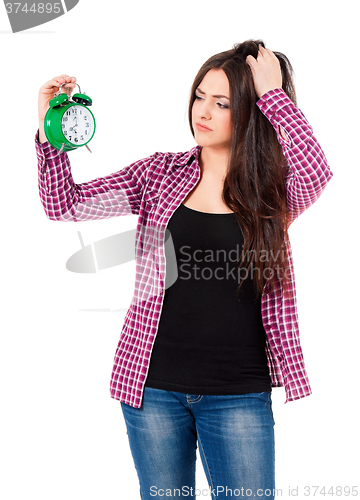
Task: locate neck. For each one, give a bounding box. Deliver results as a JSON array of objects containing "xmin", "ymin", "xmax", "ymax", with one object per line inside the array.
[{"xmin": 198, "ymin": 146, "xmax": 230, "ymax": 179}]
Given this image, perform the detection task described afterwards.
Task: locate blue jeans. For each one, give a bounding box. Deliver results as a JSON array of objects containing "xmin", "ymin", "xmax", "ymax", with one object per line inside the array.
[{"xmin": 121, "ymin": 387, "xmax": 275, "ymax": 500}]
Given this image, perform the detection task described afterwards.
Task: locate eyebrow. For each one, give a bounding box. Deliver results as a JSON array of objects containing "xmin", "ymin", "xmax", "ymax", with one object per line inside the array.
[{"xmin": 196, "ymin": 87, "xmax": 230, "ymax": 100}]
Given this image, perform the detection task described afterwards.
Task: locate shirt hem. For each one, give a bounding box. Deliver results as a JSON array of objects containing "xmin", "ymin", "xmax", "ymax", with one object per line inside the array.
[{"xmin": 144, "ymin": 378, "xmax": 272, "ymax": 395}]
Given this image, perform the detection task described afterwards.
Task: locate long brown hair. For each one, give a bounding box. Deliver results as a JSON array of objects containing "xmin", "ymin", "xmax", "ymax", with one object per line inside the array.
[{"xmin": 188, "ymin": 39, "xmax": 295, "ymax": 298}]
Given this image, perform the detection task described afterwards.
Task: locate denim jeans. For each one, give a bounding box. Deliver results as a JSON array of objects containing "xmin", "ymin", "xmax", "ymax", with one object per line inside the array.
[{"xmin": 121, "ymin": 387, "xmax": 275, "ymax": 500}]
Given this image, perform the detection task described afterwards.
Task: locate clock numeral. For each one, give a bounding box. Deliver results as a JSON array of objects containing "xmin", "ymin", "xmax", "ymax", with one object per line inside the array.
[{"xmin": 61, "ymin": 107, "xmax": 92, "ymax": 146}]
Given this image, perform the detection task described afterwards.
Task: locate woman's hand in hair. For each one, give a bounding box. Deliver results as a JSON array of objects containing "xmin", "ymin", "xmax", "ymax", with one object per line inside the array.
[
  {"xmin": 246, "ymin": 46, "xmax": 282, "ymax": 99},
  {"xmin": 38, "ymin": 75, "xmax": 76, "ymax": 143}
]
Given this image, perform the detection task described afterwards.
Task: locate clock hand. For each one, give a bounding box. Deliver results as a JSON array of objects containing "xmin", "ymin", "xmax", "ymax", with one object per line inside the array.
[{"xmin": 71, "ymin": 117, "xmax": 79, "ymax": 131}]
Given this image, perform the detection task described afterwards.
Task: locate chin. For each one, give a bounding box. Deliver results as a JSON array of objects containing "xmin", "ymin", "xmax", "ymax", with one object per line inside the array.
[
  {"xmin": 193, "ymin": 135, "xmax": 213, "ymax": 148},
  {"xmin": 194, "ymin": 138, "xmax": 223, "ymax": 150}
]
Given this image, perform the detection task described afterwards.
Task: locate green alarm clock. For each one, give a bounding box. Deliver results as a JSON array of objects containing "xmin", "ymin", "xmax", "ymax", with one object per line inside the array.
[{"xmin": 44, "ymin": 82, "xmax": 96, "ymax": 153}]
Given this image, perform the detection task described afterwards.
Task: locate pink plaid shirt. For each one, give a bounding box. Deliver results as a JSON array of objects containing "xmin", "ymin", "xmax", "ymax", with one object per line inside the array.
[{"xmin": 36, "ymin": 88, "xmax": 333, "ymax": 408}]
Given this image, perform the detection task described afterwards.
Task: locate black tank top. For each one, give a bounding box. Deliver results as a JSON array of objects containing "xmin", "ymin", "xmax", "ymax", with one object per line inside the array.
[{"xmin": 145, "ymin": 203, "xmax": 271, "ymax": 394}]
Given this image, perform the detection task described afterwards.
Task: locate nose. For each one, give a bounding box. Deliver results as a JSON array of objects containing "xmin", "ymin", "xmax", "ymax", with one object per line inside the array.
[{"xmin": 196, "ymin": 99, "xmax": 211, "ymax": 120}]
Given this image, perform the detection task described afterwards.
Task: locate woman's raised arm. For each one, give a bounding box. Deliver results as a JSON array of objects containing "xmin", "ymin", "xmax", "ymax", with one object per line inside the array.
[{"xmin": 36, "ymin": 75, "xmax": 160, "ymax": 222}]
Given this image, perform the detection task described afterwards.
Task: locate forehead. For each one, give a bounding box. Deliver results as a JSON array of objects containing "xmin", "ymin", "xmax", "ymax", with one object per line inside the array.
[{"xmin": 198, "ymin": 68, "xmax": 230, "ymax": 95}]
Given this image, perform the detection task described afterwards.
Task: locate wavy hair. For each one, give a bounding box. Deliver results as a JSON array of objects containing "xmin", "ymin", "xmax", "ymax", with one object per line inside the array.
[{"xmin": 188, "ymin": 39, "xmax": 295, "ymax": 297}]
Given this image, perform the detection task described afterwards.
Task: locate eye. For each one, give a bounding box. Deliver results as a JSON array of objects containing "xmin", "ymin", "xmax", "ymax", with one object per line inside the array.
[
  {"xmin": 194, "ymin": 93, "xmax": 229, "ymax": 109},
  {"xmin": 217, "ymin": 102, "xmax": 229, "ymax": 109}
]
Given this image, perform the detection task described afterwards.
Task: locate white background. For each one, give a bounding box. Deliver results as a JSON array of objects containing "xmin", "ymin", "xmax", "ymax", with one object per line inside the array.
[{"xmin": 0, "ymin": 1, "xmax": 359, "ymax": 498}]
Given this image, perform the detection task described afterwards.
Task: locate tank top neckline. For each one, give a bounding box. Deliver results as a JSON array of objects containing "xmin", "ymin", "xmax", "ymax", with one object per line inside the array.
[{"xmin": 181, "ymin": 203, "xmax": 235, "ymax": 216}]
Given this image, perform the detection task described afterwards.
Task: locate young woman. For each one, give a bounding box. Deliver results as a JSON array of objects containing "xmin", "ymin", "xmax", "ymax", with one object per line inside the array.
[{"xmin": 36, "ymin": 40, "xmax": 333, "ymax": 499}]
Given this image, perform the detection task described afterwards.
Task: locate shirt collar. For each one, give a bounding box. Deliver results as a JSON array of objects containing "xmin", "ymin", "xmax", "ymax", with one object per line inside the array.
[{"xmin": 173, "ymin": 145, "xmax": 202, "ymax": 168}]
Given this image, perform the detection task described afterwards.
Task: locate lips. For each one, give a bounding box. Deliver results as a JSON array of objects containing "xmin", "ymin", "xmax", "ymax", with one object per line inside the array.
[{"xmin": 195, "ymin": 122, "xmax": 212, "ymax": 132}]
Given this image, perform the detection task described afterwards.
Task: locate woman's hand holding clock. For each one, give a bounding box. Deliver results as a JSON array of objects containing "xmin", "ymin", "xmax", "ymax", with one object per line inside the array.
[{"xmin": 38, "ymin": 74, "xmax": 76, "ymax": 143}]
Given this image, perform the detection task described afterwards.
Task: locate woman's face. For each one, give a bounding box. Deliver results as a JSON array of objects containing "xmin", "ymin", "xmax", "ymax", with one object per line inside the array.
[{"xmin": 192, "ymin": 68, "xmax": 232, "ymax": 152}]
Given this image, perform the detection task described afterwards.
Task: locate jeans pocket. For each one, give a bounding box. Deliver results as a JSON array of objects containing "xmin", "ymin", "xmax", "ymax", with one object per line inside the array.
[{"xmin": 248, "ymin": 391, "xmax": 272, "ymax": 402}]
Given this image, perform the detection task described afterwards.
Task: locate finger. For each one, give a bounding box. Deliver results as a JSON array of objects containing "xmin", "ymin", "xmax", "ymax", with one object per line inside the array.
[
  {"xmin": 52, "ymin": 74, "xmax": 76, "ymax": 81},
  {"xmin": 41, "ymin": 79, "xmax": 62, "ymax": 91},
  {"xmin": 260, "ymin": 47, "xmax": 276, "ymax": 61},
  {"xmin": 246, "ymin": 54, "xmax": 257, "ymax": 67},
  {"xmin": 50, "ymin": 76, "xmax": 76, "ymax": 90},
  {"xmin": 40, "ymin": 80, "xmax": 76, "ymax": 97},
  {"xmin": 46, "ymin": 76, "xmax": 68, "ymax": 86},
  {"xmin": 42, "ymin": 79, "xmax": 71, "ymax": 91},
  {"xmin": 257, "ymin": 46, "xmax": 269, "ymax": 60}
]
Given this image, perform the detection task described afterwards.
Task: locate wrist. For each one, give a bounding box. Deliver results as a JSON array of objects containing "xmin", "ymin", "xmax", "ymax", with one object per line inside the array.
[
  {"xmin": 38, "ymin": 120, "xmax": 48, "ymax": 144},
  {"xmin": 258, "ymin": 86, "xmax": 282, "ymax": 99}
]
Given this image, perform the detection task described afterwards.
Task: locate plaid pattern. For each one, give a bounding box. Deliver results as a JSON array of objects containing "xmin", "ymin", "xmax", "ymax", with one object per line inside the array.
[{"xmin": 36, "ymin": 89, "xmax": 333, "ymax": 407}]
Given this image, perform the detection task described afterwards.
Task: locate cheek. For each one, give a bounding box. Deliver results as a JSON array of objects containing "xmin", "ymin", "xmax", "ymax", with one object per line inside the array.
[
  {"xmin": 190, "ymin": 105, "xmax": 195, "ymax": 127},
  {"xmin": 221, "ymin": 114, "xmax": 232, "ymax": 137},
  {"xmin": 191, "ymin": 101, "xmax": 199, "ymax": 120}
]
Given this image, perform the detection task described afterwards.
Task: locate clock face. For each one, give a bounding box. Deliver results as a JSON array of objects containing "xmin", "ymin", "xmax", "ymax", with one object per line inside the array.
[{"xmin": 61, "ymin": 105, "xmax": 94, "ymax": 145}]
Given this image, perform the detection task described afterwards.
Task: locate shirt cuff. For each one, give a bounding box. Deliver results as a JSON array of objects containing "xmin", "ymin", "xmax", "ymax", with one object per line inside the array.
[
  {"xmin": 256, "ymin": 88, "xmax": 295, "ymax": 117},
  {"xmin": 35, "ymin": 129, "xmax": 55, "ymax": 155},
  {"xmin": 35, "ymin": 128, "xmax": 69, "ymax": 169}
]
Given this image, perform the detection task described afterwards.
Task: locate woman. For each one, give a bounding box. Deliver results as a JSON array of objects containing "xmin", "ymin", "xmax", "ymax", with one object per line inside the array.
[{"xmin": 36, "ymin": 40, "xmax": 333, "ymax": 499}]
